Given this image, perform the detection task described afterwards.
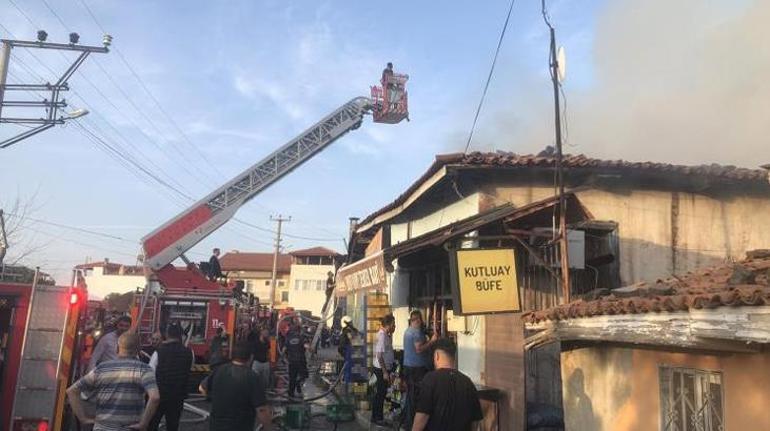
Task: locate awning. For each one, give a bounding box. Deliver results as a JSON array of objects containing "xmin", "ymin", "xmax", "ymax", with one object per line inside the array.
[
  {"xmin": 384, "ymin": 193, "xmax": 591, "ymax": 262},
  {"xmin": 335, "ymin": 251, "xmax": 387, "ymax": 297}
]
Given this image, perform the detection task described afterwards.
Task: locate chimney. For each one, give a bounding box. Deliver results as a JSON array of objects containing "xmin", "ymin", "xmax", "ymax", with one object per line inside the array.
[{"xmin": 348, "ymin": 217, "xmax": 359, "ymax": 239}]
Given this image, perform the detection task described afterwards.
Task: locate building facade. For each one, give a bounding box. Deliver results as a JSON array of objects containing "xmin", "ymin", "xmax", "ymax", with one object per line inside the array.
[
  {"xmin": 219, "ymin": 251, "xmax": 291, "ymax": 307},
  {"xmin": 525, "ymin": 252, "xmax": 770, "ymax": 431},
  {"xmin": 346, "ymin": 150, "xmax": 770, "ymax": 430},
  {"xmin": 288, "ymin": 247, "xmax": 341, "ymax": 316},
  {"xmin": 220, "ymin": 248, "xmax": 341, "ymax": 314},
  {"xmin": 75, "ymin": 260, "xmax": 145, "ymax": 300}
]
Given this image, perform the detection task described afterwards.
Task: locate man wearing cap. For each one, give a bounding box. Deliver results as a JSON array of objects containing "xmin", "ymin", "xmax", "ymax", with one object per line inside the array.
[{"xmin": 403, "ymin": 310, "xmax": 437, "ymax": 430}]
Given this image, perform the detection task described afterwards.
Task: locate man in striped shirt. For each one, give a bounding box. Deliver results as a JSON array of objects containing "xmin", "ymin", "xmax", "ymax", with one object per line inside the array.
[{"xmin": 67, "ymin": 332, "xmax": 160, "ymax": 431}]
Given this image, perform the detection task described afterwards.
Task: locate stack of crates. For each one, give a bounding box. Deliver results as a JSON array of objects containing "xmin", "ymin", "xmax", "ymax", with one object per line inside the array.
[
  {"xmin": 350, "ymin": 382, "xmax": 369, "ymax": 410},
  {"xmin": 365, "ymin": 292, "xmax": 390, "ymax": 368}
]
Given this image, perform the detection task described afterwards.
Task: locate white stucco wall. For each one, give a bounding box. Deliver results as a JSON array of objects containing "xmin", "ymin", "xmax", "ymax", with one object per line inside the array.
[
  {"xmin": 288, "ymin": 263, "xmax": 334, "ymax": 316},
  {"xmin": 388, "ymin": 192, "xmax": 487, "ymax": 383},
  {"xmin": 391, "ymin": 193, "xmax": 481, "ymax": 242},
  {"xmin": 83, "ymin": 267, "xmax": 145, "ymax": 300}
]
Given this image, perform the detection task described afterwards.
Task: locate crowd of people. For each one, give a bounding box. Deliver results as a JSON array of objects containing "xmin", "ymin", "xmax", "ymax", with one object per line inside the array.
[
  {"xmin": 68, "ymin": 316, "xmax": 278, "ymax": 431},
  {"xmin": 65, "ymin": 306, "xmax": 481, "ymax": 431},
  {"xmin": 369, "ymin": 310, "xmax": 483, "ymax": 431}
]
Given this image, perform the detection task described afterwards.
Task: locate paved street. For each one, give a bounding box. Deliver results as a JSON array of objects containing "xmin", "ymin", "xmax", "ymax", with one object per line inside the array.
[{"xmin": 177, "ymin": 360, "xmax": 371, "ymax": 431}]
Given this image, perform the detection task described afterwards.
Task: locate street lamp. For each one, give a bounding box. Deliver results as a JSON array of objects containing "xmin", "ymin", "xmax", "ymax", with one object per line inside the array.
[{"xmin": 67, "ymin": 108, "xmax": 89, "ymax": 119}]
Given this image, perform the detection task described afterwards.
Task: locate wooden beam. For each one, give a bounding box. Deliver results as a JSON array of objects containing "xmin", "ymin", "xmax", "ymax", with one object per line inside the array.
[{"xmin": 524, "ymin": 307, "xmax": 770, "ymax": 353}]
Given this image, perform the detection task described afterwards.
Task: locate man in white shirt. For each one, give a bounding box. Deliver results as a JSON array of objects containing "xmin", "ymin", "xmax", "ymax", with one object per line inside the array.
[
  {"xmin": 88, "ymin": 315, "xmax": 131, "ymax": 371},
  {"xmin": 371, "ymin": 314, "xmax": 396, "ymax": 426}
]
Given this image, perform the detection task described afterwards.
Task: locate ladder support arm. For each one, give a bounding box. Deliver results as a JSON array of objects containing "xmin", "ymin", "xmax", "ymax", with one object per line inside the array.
[{"xmin": 142, "ymin": 97, "xmax": 373, "ymax": 270}]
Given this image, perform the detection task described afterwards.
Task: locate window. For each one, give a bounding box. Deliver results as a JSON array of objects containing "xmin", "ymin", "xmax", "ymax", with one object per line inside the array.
[
  {"xmin": 659, "ymin": 366, "xmax": 724, "ymax": 431},
  {"xmin": 265, "ymin": 280, "xmax": 271, "ymax": 286},
  {"xmin": 281, "ymin": 291, "xmax": 289, "ymax": 302},
  {"xmin": 294, "ymin": 279, "xmax": 324, "ymax": 291},
  {"xmin": 278, "ymin": 280, "xmax": 285, "ymax": 287}
]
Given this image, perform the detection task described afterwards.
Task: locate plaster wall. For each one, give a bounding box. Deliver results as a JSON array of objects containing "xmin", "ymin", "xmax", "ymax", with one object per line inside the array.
[
  {"xmin": 288, "ymin": 264, "xmax": 334, "ymax": 315},
  {"xmin": 83, "ymin": 267, "xmax": 145, "ymax": 300},
  {"xmin": 491, "ymin": 186, "xmax": 770, "ymax": 283},
  {"xmin": 560, "ymin": 345, "xmax": 770, "ymax": 431}
]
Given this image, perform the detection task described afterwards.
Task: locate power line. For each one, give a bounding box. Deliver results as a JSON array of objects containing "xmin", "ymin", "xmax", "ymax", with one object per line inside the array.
[
  {"xmin": 21, "ymin": 0, "xmax": 216, "ymax": 192},
  {"xmin": 74, "ymin": 121, "xmax": 196, "ymax": 200},
  {"xmin": 6, "ymin": 212, "xmax": 137, "ymax": 243},
  {"xmin": 18, "ymin": 224, "xmax": 140, "ymax": 259},
  {"xmin": 77, "ymin": 0, "xmax": 225, "ymax": 181},
  {"xmin": 2, "ymin": 8, "xmax": 338, "ymax": 249},
  {"xmin": 6, "ymin": 0, "xmax": 38, "ymax": 30},
  {"xmin": 232, "ymin": 218, "xmax": 340, "ymax": 242},
  {"xmin": 39, "ymin": 0, "xmax": 70, "ymax": 32},
  {"xmin": 463, "ymin": 0, "xmax": 517, "ymax": 153}
]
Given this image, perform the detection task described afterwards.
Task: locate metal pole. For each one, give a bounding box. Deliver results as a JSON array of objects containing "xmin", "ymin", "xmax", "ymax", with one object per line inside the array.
[
  {"xmin": 549, "ymin": 27, "xmax": 570, "ymax": 304},
  {"xmin": 269, "ymin": 215, "xmax": 289, "ymax": 310},
  {"xmin": 0, "ymin": 209, "xmax": 7, "ymax": 265},
  {"xmin": 0, "ymin": 41, "xmax": 12, "ymax": 119}
]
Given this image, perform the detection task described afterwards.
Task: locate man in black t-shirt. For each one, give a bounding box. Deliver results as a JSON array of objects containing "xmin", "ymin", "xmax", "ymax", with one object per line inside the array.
[
  {"xmin": 201, "ymin": 341, "xmax": 273, "ymax": 431},
  {"xmin": 248, "ymin": 327, "xmax": 271, "ymax": 387},
  {"xmin": 282, "ymin": 320, "xmax": 308, "ymax": 398},
  {"xmin": 413, "ymin": 338, "xmax": 483, "ymax": 431}
]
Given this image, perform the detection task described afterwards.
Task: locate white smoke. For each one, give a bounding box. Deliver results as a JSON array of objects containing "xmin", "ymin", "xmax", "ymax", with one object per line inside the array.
[{"xmin": 486, "ymin": 0, "xmax": 770, "ymax": 168}]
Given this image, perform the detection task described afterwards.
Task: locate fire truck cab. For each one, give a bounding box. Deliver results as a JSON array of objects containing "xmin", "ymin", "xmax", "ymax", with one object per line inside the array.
[{"xmin": 131, "ymin": 268, "xmax": 271, "ymax": 364}]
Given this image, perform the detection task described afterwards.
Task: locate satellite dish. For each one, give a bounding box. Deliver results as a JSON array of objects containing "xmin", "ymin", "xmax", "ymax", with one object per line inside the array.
[{"xmin": 556, "ymin": 46, "xmax": 567, "ymax": 82}]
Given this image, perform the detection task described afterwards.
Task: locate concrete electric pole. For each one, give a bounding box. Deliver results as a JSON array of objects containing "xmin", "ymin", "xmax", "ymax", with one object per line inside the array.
[
  {"xmin": 269, "ymin": 215, "xmax": 290, "ymax": 309},
  {"xmin": 0, "ymin": 32, "xmax": 110, "ymax": 148},
  {"xmin": 542, "ymin": 0, "xmax": 571, "ymax": 304}
]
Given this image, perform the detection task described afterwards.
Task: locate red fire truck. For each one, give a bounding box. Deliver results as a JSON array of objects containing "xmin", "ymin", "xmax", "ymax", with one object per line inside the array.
[
  {"xmin": 130, "ymin": 70, "xmax": 409, "ymax": 361},
  {"xmin": 0, "ymin": 271, "xmax": 86, "ymax": 431}
]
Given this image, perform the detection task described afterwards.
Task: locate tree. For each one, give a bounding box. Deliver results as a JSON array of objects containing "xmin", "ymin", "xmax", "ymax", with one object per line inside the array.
[
  {"xmin": 0, "ymin": 190, "xmax": 51, "ymax": 266},
  {"xmin": 103, "ymin": 291, "xmax": 135, "ymax": 312}
]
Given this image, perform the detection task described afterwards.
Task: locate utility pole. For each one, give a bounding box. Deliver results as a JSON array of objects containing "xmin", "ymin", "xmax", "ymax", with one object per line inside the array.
[
  {"xmin": 0, "ymin": 209, "xmax": 8, "ymax": 265},
  {"xmin": 0, "ymin": 32, "xmax": 110, "ymax": 148},
  {"xmin": 269, "ymin": 215, "xmax": 290, "ymax": 309},
  {"xmin": 0, "ymin": 42, "xmax": 11, "ymax": 120},
  {"xmin": 546, "ymin": 21, "xmax": 570, "ymax": 303}
]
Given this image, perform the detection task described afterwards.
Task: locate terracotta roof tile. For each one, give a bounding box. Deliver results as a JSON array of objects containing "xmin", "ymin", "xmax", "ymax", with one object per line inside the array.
[
  {"xmin": 289, "ymin": 247, "xmax": 340, "ymax": 257},
  {"xmin": 219, "ymin": 252, "xmax": 291, "ymax": 272},
  {"xmin": 523, "ymin": 250, "xmax": 770, "ymax": 323}
]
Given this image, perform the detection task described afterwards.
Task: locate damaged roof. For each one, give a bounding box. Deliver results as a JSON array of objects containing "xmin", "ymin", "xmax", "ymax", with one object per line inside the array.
[
  {"xmin": 523, "ymin": 250, "xmax": 770, "ymax": 323},
  {"xmin": 357, "ymin": 149, "xmax": 770, "ymax": 234}
]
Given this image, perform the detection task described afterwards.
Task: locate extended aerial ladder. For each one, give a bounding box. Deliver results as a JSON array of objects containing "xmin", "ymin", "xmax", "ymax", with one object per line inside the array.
[{"xmin": 137, "ymin": 71, "xmax": 409, "ymax": 340}]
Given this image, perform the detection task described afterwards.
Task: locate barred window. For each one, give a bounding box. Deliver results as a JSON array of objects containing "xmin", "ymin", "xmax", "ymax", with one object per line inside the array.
[{"xmin": 659, "ymin": 366, "xmax": 724, "ymax": 431}]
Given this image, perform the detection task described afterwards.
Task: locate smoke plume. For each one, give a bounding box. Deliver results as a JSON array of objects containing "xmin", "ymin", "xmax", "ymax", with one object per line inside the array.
[{"xmin": 491, "ymin": 0, "xmax": 770, "ymax": 168}]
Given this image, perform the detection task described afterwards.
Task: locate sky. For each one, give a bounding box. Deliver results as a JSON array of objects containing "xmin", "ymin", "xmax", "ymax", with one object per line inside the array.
[{"xmin": 1, "ymin": 0, "xmax": 767, "ymax": 284}]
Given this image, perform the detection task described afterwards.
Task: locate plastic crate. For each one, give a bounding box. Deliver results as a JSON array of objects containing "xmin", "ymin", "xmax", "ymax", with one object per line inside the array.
[
  {"xmin": 284, "ymin": 404, "xmax": 310, "ymax": 429},
  {"xmin": 326, "ymin": 402, "xmax": 355, "ymax": 422}
]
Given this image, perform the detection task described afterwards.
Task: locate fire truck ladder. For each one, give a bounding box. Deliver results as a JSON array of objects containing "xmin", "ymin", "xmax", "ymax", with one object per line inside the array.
[
  {"xmin": 135, "ymin": 287, "xmax": 158, "ymax": 344},
  {"xmin": 10, "ymin": 271, "xmax": 73, "ymax": 429},
  {"xmin": 142, "ymin": 97, "xmax": 374, "ymax": 271}
]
